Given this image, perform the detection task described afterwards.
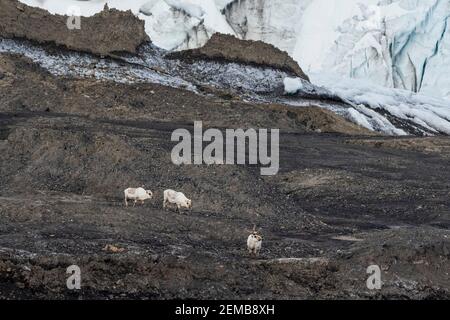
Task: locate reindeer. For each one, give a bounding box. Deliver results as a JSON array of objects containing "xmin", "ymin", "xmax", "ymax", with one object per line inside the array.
[
  {"xmin": 246, "ymin": 225, "xmax": 263, "ymax": 256},
  {"xmin": 124, "ymin": 186, "xmax": 153, "ymax": 207}
]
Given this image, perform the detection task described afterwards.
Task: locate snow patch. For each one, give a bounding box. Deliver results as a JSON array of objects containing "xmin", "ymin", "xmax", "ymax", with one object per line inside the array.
[
  {"xmin": 312, "ymin": 73, "xmax": 450, "ymax": 135},
  {"xmin": 284, "ymin": 77, "xmax": 304, "ymax": 94}
]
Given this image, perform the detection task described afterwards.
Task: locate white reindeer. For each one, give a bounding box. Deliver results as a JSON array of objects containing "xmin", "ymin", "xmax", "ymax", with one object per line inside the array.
[
  {"xmin": 124, "ymin": 187, "xmax": 153, "ymax": 207},
  {"xmin": 247, "ymin": 226, "xmax": 262, "ymax": 256},
  {"xmin": 163, "ymin": 189, "xmax": 192, "ymax": 212}
]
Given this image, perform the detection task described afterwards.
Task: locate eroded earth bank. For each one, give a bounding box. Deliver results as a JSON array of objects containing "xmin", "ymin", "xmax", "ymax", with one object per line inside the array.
[{"xmin": 0, "ymin": 1, "xmax": 449, "ymax": 299}]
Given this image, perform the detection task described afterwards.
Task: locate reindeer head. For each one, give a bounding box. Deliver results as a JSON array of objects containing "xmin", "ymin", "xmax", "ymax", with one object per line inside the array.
[{"xmin": 247, "ymin": 225, "xmax": 262, "ymax": 240}]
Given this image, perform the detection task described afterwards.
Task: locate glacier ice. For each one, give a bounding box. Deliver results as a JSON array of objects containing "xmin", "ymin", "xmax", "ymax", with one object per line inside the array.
[
  {"xmin": 311, "ymin": 73, "xmax": 450, "ymax": 135},
  {"xmin": 18, "ymin": 0, "xmax": 450, "ymax": 99},
  {"xmin": 10, "ymin": 0, "xmax": 450, "ymax": 135}
]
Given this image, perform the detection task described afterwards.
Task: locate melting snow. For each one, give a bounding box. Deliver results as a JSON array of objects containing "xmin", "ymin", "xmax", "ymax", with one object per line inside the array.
[{"xmin": 311, "ymin": 74, "xmax": 450, "ymax": 135}]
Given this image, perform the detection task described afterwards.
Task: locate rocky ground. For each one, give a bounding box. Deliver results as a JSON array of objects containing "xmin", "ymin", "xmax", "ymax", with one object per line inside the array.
[{"xmin": 0, "ymin": 0, "xmax": 449, "ymax": 300}]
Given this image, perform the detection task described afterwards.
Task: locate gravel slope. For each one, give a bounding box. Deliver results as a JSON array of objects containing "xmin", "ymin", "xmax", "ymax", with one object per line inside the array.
[{"xmin": 0, "ymin": 53, "xmax": 449, "ymax": 299}]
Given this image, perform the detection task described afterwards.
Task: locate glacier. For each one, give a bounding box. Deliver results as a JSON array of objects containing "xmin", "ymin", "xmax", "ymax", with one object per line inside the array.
[
  {"xmin": 18, "ymin": 0, "xmax": 450, "ymax": 99},
  {"xmin": 13, "ymin": 0, "xmax": 450, "ymax": 135},
  {"xmin": 222, "ymin": 0, "xmax": 450, "ymax": 100}
]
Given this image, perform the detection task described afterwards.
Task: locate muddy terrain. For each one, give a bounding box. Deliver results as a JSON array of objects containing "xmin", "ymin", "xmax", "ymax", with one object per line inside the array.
[{"xmin": 0, "ymin": 51, "xmax": 449, "ymax": 299}]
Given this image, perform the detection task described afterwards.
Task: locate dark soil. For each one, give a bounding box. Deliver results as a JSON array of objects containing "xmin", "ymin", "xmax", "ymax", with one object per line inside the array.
[
  {"xmin": 167, "ymin": 33, "xmax": 310, "ymax": 81},
  {"xmin": 0, "ymin": 53, "xmax": 449, "ymax": 299}
]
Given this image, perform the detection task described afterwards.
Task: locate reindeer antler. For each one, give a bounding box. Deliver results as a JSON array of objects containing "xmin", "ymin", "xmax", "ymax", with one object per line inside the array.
[{"xmin": 246, "ymin": 224, "xmax": 261, "ymax": 234}]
